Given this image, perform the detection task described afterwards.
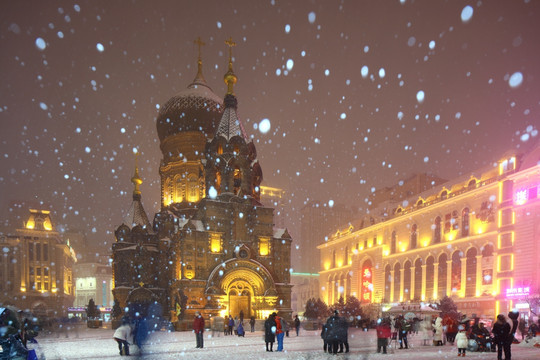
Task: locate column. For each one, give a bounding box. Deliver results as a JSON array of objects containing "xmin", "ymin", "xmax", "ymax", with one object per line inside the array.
[
  {"xmin": 446, "ymin": 260, "xmax": 453, "ymax": 296},
  {"xmin": 390, "ymin": 270, "xmax": 395, "ymax": 302},
  {"xmin": 433, "ymin": 262, "xmax": 439, "ymax": 300},
  {"xmin": 476, "ymin": 254, "xmax": 483, "ymax": 297},
  {"xmin": 460, "ymin": 257, "xmax": 467, "ymax": 297},
  {"xmin": 421, "ymin": 264, "xmax": 427, "ymax": 301},
  {"xmin": 492, "ymin": 253, "xmax": 498, "ymax": 295},
  {"xmin": 400, "ymin": 267, "xmax": 405, "ymax": 302},
  {"xmin": 410, "ymin": 268, "xmax": 416, "ymax": 300}
]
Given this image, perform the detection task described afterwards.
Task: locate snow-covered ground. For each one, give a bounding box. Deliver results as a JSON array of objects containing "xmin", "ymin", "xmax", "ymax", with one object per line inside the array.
[{"xmin": 30, "ymin": 326, "xmax": 540, "ymax": 360}]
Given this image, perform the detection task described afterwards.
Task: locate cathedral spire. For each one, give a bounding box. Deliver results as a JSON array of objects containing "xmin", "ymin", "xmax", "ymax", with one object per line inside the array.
[
  {"xmin": 224, "ymin": 37, "xmax": 237, "ymax": 95},
  {"xmin": 192, "ymin": 37, "xmax": 207, "ymax": 86},
  {"xmin": 131, "ymin": 153, "xmax": 143, "ymax": 200}
]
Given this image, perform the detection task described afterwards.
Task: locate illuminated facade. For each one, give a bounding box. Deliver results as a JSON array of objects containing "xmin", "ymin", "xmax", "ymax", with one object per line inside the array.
[
  {"xmin": 112, "ymin": 40, "xmax": 293, "ymax": 324},
  {"xmin": 319, "ymin": 144, "xmax": 540, "ymax": 319},
  {"xmin": 73, "ymin": 262, "xmax": 113, "ymax": 309},
  {"xmin": 0, "ymin": 209, "xmax": 77, "ymax": 317}
]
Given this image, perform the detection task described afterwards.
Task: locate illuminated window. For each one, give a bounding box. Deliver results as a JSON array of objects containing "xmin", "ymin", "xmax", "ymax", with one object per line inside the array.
[
  {"xmin": 433, "ymin": 216, "xmax": 442, "ymax": 243},
  {"xmin": 175, "ymin": 177, "xmax": 184, "ymax": 202},
  {"xmin": 410, "ymin": 224, "xmax": 417, "ymax": 249},
  {"xmin": 462, "ymin": 208, "xmax": 470, "ymax": 237},
  {"xmin": 217, "ymin": 143, "xmax": 223, "ymax": 155},
  {"xmin": 210, "ymin": 233, "xmax": 222, "ymax": 253},
  {"xmin": 233, "ymin": 168, "xmax": 242, "ymax": 195},
  {"xmin": 187, "ymin": 175, "xmax": 199, "ymax": 202},
  {"xmin": 499, "ymin": 157, "xmax": 515, "ymax": 174},
  {"xmin": 215, "ymin": 169, "xmax": 222, "ymax": 194},
  {"xmin": 441, "ymin": 190, "xmax": 448, "ymax": 200},
  {"xmin": 259, "ymin": 237, "xmax": 271, "ymax": 256}
]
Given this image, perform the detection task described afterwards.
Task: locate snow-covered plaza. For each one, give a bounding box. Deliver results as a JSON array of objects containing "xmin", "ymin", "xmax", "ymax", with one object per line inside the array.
[{"xmin": 30, "ymin": 326, "xmax": 540, "ymax": 360}]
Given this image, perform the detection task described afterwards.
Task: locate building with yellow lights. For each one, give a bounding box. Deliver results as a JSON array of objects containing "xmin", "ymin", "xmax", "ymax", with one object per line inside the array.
[
  {"xmin": 0, "ymin": 209, "xmax": 77, "ymax": 317},
  {"xmin": 111, "ymin": 40, "xmax": 293, "ymax": 325},
  {"xmin": 318, "ymin": 143, "xmax": 540, "ymax": 320}
]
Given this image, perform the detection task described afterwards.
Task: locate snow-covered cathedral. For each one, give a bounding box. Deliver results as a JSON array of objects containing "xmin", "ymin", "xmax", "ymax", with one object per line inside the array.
[{"xmin": 111, "ymin": 39, "xmax": 293, "ymax": 326}]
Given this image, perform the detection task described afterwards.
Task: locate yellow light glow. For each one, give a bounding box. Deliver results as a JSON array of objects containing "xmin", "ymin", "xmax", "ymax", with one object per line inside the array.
[
  {"xmin": 512, "ymin": 211, "xmax": 515, "ymax": 224},
  {"xmin": 52, "ymin": 288, "xmax": 58, "ymax": 293},
  {"xmin": 259, "ymin": 237, "xmax": 270, "ymax": 256},
  {"xmin": 26, "ymin": 220, "xmax": 35, "ymax": 229},
  {"xmin": 368, "ymin": 241, "xmax": 373, "ymax": 248},
  {"xmin": 20, "ymin": 287, "xmax": 26, "ymax": 292},
  {"xmin": 359, "ymin": 246, "xmax": 364, "ymax": 251},
  {"xmin": 511, "ymin": 254, "xmax": 514, "ymax": 270},
  {"xmin": 348, "ymin": 260, "xmax": 352, "ymax": 265},
  {"xmin": 210, "ymin": 234, "xmax": 222, "ymax": 253},
  {"xmin": 476, "ymin": 223, "xmax": 486, "ymax": 234},
  {"xmin": 421, "ymin": 294, "xmax": 425, "ymax": 301},
  {"xmin": 383, "ymin": 250, "xmax": 390, "ymax": 256},
  {"xmin": 496, "ymin": 300, "xmax": 500, "ymax": 315},
  {"xmin": 324, "ymin": 262, "xmax": 330, "ymax": 271},
  {"xmin": 400, "ymin": 246, "xmax": 406, "ymax": 252},
  {"xmin": 446, "ymin": 230, "xmax": 457, "ymax": 241},
  {"xmin": 337, "ymin": 261, "xmax": 343, "ymax": 268},
  {"xmin": 377, "ymin": 238, "xmax": 382, "ymax": 245},
  {"xmin": 476, "ymin": 290, "xmax": 480, "ymax": 297}
]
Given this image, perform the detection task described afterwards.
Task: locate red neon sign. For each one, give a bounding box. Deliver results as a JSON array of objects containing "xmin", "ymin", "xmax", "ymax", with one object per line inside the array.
[{"xmin": 362, "ymin": 267, "xmax": 373, "ymax": 302}]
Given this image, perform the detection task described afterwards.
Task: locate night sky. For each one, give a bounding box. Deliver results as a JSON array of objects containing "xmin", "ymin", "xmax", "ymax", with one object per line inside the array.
[{"xmin": 1, "ymin": 0, "xmax": 539, "ymax": 252}]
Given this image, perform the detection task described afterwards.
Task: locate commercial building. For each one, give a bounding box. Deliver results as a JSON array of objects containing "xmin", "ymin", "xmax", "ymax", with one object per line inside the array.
[{"xmin": 319, "ymin": 143, "xmax": 540, "ymax": 320}]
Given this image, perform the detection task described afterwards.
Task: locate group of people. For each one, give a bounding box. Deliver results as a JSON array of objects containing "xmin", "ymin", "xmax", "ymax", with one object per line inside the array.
[
  {"xmin": 320, "ymin": 310, "xmax": 349, "ymax": 354},
  {"xmin": 112, "ymin": 315, "xmax": 149, "ymax": 356}
]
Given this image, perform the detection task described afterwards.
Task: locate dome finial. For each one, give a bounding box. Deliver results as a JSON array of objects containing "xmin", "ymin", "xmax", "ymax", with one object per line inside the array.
[
  {"xmin": 131, "ymin": 152, "xmax": 143, "ymax": 199},
  {"xmin": 224, "ymin": 37, "xmax": 237, "ymax": 95},
  {"xmin": 193, "ymin": 37, "xmax": 206, "ymax": 83}
]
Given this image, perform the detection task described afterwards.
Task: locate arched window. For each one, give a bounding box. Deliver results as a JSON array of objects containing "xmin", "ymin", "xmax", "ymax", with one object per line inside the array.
[
  {"xmin": 384, "ymin": 264, "xmax": 391, "ymax": 303},
  {"xmin": 426, "ymin": 256, "xmax": 435, "ymax": 300},
  {"xmin": 391, "ymin": 231, "xmax": 397, "ymax": 254},
  {"xmin": 462, "ymin": 208, "xmax": 470, "ymax": 237},
  {"xmin": 410, "ymin": 224, "xmax": 418, "ymax": 249},
  {"xmin": 468, "ymin": 179, "xmax": 476, "ymax": 188},
  {"xmin": 344, "ymin": 246, "xmax": 349, "ymax": 265},
  {"xmin": 433, "ymin": 216, "xmax": 442, "ymax": 243},
  {"xmin": 441, "ymin": 190, "xmax": 448, "ymax": 200},
  {"xmin": 217, "ymin": 143, "xmax": 223, "ymax": 155},
  {"xmin": 403, "ymin": 261, "xmax": 412, "ymax": 301},
  {"xmin": 187, "ymin": 174, "xmax": 199, "ymax": 202},
  {"xmin": 175, "ymin": 177, "xmax": 184, "ymax": 203},
  {"xmin": 465, "ymin": 248, "xmax": 477, "ymax": 297},
  {"xmin": 393, "ymin": 263, "xmax": 401, "ymax": 302},
  {"xmin": 215, "ymin": 169, "xmax": 222, "ymax": 194},
  {"xmin": 233, "ymin": 167, "xmax": 242, "ymax": 195},
  {"xmin": 451, "ymin": 251, "xmax": 462, "ymax": 294},
  {"xmin": 416, "ymin": 199, "xmax": 424, "ymax": 207},
  {"xmin": 438, "ymin": 253, "xmax": 448, "ymax": 299},
  {"xmin": 414, "ymin": 258, "xmax": 422, "ymax": 300},
  {"xmin": 482, "ymin": 244, "xmax": 494, "ymax": 257}
]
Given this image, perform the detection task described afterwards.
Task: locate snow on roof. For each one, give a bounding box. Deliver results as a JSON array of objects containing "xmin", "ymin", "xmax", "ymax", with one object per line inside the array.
[{"xmin": 274, "ymin": 228, "xmax": 286, "ymax": 238}]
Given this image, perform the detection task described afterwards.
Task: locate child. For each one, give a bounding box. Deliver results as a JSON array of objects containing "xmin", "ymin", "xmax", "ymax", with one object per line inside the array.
[{"xmin": 455, "ymin": 326, "xmax": 468, "ymax": 357}]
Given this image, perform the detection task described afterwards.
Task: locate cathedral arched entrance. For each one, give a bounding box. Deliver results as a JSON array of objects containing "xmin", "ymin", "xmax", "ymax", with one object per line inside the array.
[{"xmin": 228, "ymin": 280, "xmax": 252, "ymax": 319}]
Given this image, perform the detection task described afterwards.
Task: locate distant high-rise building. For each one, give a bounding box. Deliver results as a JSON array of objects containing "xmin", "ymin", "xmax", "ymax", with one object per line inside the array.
[
  {"xmin": 260, "ymin": 185, "xmax": 286, "ymax": 229},
  {"xmin": 0, "ymin": 209, "xmax": 77, "ymax": 318},
  {"xmin": 297, "ymin": 201, "xmax": 356, "ymax": 274}
]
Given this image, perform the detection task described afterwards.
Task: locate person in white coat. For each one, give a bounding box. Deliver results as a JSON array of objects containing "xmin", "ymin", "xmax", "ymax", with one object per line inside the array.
[
  {"xmin": 455, "ymin": 327, "xmax": 468, "ymax": 357},
  {"xmin": 113, "ymin": 319, "xmax": 132, "ymax": 356},
  {"xmin": 433, "ymin": 316, "xmax": 444, "ymax": 346}
]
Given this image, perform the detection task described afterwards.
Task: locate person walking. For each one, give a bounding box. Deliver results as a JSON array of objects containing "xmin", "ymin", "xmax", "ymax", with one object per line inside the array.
[
  {"xmin": 321, "ymin": 323, "xmax": 329, "ymax": 352},
  {"xmin": 492, "ymin": 314, "xmax": 511, "ymax": 360},
  {"xmin": 193, "ymin": 311, "xmax": 205, "ymax": 349},
  {"xmin": 396, "ymin": 315, "xmax": 409, "ymax": 349},
  {"xmin": 455, "ymin": 326, "xmax": 468, "ymax": 357},
  {"xmin": 113, "ymin": 318, "xmax": 132, "ymax": 356},
  {"xmin": 275, "ymin": 313, "xmax": 285, "ymax": 351},
  {"xmin": 376, "ymin": 318, "xmax": 391, "ymax": 354},
  {"xmin": 250, "ymin": 316, "xmax": 256, "ymax": 332},
  {"xmin": 264, "ymin": 313, "xmax": 276, "ymax": 352},
  {"xmin": 133, "ymin": 315, "xmax": 148, "ymax": 354},
  {"xmin": 294, "ymin": 315, "xmax": 301, "ymax": 336}
]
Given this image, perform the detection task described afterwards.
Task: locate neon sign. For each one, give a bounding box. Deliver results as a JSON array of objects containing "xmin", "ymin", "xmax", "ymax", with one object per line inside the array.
[
  {"xmin": 362, "ymin": 267, "xmax": 373, "ymax": 302},
  {"xmin": 506, "ymin": 287, "xmax": 530, "ymax": 298}
]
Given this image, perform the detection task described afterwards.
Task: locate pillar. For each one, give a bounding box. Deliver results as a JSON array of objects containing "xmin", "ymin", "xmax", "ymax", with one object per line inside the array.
[
  {"xmin": 446, "ymin": 259, "xmax": 453, "ymax": 296},
  {"xmin": 476, "ymin": 254, "xmax": 483, "ymax": 297},
  {"xmin": 400, "ymin": 267, "xmax": 405, "ymax": 302},
  {"xmin": 433, "ymin": 262, "xmax": 439, "ymax": 300},
  {"xmin": 390, "ymin": 270, "xmax": 395, "ymax": 302},
  {"xmin": 421, "ymin": 264, "xmax": 427, "ymax": 301},
  {"xmin": 410, "ymin": 268, "xmax": 416, "ymax": 300},
  {"xmin": 460, "ymin": 257, "xmax": 467, "ymax": 297}
]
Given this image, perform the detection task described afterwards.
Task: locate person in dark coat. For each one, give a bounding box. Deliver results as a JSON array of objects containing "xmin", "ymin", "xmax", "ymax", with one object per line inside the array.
[
  {"xmin": 250, "ymin": 316, "xmax": 256, "ymax": 332},
  {"xmin": 264, "ymin": 313, "xmax": 276, "ymax": 352},
  {"xmin": 193, "ymin": 311, "xmax": 205, "ymax": 349},
  {"xmin": 237, "ymin": 321, "xmax": 245, "ymax": 337},
  {"xmin": 337, "ymin": 315, "xmax": 349, "ymax": 353},
  {"xmin": 294, "ymin": 315, "xmax": 301, "ymax": 336},
  {"xmin": 228, "ymin": 316, "xmax": 235, "ymax": 335},
  {"xmin": 321, "ymin": 323, "xmax": 329, "ymax": 352},
  {"xmin": 133, "ymin": 315, "xmax": 148, "ymax": 353},
  {"xmin": 492, "ymin": 314, "xmax": 511, "ymax": 360},
  {"xmin": 325, "ymin": 310, "xmax": 341, "ymax": 354}
]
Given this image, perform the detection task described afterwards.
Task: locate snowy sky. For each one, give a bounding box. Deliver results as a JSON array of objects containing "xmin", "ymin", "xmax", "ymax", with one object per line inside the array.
[{"xmin": 1, "ymin": 0, "xmax": 539, "ymax": 250}]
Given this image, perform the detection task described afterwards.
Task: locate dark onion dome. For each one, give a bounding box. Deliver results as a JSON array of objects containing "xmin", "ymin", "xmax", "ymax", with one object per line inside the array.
[{"xmin": 156, "ymin": 69, "xmax": 223, "ymax": 142}]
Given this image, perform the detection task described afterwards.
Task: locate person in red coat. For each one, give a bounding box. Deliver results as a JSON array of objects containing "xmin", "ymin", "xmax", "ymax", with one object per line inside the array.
[
  {"xmin": 376, "ymin": 318, "xmax": 392, "ymax": 354},
  {"xmin": 193, "ymin": 311, "xmax": 205, "ymax": 349}
]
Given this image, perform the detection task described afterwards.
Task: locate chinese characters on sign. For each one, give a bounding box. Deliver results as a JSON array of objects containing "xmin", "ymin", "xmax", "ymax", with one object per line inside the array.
[
  {"xmin": 362, "ymin": 267, "xmax": 373, "ymax": 303},
  {"xmin": 505, "ymin": 287, "xmax": 530, "ymax": 298}
]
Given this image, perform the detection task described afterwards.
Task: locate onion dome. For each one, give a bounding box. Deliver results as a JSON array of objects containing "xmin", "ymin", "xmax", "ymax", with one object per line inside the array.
[{"xmin": 156, "ymin": 47, "xmax": 223, "ymax": 142}]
